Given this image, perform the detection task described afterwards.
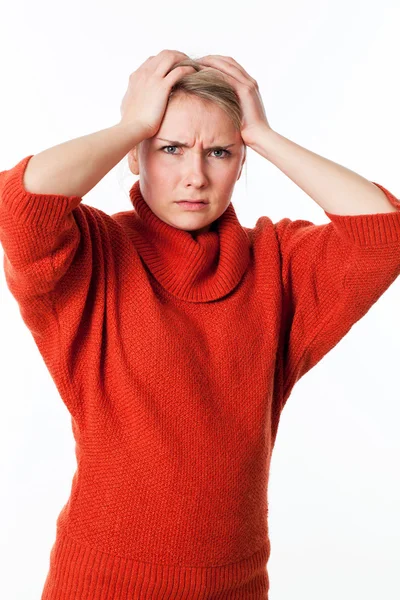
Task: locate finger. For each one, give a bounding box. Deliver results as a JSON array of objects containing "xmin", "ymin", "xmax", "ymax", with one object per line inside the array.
[
  {"xmin": 197, "ymin": 56, "xmax": 247, "ymax": 79},
  {"xmin": 164, "ymin": 65, "xmax": 197, "ymax": 86},
  {"xmin": 197, "ymin": 55, "xmax": 256, "ymax": 86},
  {"xmin": 155, "ymin": 50, "xmax": 191, "ymax": 76},
  {"xmin": 197, "ymin": 65, "xmax": 239, "ymax": 86},
  {"xmin": 198, "ymin": 58, "xmax": 249, "ymax": 86}
]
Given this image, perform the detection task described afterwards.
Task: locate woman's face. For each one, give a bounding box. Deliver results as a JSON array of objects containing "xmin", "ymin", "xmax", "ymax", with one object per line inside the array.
[{"xmin": 128, "ymin": 93, "xmax": 246, "ymax": 237}]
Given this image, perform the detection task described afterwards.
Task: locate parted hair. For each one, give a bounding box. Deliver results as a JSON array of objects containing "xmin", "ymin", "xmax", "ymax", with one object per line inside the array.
[{"xmin": 166, "ymin": 57, "xmax": 243, "ymax": 132}]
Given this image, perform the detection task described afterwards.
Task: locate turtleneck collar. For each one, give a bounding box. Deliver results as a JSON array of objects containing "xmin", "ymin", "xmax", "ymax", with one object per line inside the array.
[{"xmin": 127, "ymin": 180, "xmax": 251, "ymax": 303}]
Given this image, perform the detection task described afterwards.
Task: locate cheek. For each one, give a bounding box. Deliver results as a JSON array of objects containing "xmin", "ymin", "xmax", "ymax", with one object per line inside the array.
[
  {"xmin": 220, "ymin": 165, "xmax": 240, "ymax": 183},
  {"xmin": 146, "ymin": 159, "xmax": 172, "ymax": 180}
]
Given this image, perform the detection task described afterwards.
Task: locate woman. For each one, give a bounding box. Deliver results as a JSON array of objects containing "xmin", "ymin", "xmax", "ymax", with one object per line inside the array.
[{"xmin": 1, "ymin": 49, "xmax": 399, "ymax": 600}]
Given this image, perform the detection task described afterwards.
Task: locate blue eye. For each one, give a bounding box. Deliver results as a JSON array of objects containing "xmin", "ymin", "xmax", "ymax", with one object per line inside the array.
[
  {"xmin": 160, "ymin": 145, "xmax": 231, "ymax": 158},
  {"xmin": 161, "ymin": 145, "xmax": 179, "ymax": 155},
  {"xmin": 212, "ymin": 148, "xmax": 231, "ymax": 158}
]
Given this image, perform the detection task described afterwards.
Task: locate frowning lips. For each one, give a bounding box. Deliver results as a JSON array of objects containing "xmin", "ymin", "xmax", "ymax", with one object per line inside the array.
[{"xmin": 176, "ymin": 199, "xmax": 209, "ymax": 204}]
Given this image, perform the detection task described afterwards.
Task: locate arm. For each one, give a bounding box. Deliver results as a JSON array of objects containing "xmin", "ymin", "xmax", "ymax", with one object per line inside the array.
[
  {"xmin": 0, "ymin": 121, "xmax": 145, "ymax": 300},
  {"xmin": 0, "ymin": 123, "xmax": 146, "ymax": 423},
  {"xmin": 253, "ymin": 131, "xmax": 400, "ymax": 406},
  {"xmin": 22, "ymin": 122, "xmax": 145, "ymax": 198},
  {"xmin": 249, "ymin": 126, "xmax": 398, "ymax": 216},
  {"xmin": 246, "ymin": 127, "xmax": 400, "ymax": 407}
]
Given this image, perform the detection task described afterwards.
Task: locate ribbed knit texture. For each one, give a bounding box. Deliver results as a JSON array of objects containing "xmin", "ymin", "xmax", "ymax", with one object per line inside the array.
[{"xmin": 1, "ymin": 154, "xmax": 400, "ymax": 599}]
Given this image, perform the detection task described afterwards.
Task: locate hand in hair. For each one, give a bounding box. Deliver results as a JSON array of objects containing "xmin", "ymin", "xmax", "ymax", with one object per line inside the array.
[
  {"xmin": 120, "ymin": 49, "xmax": 195, "ymax": 140},
  {"xmin": 196, "ymin": 55, "xmax": 271, "ymax": 147}
]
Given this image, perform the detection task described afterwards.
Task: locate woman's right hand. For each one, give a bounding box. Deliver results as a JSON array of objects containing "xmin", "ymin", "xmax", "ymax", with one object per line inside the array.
[{"xmin": 119, "ymin": 49, "xmax": 196, "ymax": 140}]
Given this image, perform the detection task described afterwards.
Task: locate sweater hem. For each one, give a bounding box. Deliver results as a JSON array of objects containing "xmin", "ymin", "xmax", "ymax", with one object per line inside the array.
[
  {"xmin": 41, "ymin": 528, "xmax": 270, "ymax": 599},
  {"xmin": 324, "ymin": 182, "xmax": 400, "ymax": 246},
  {"xmin": 1, "ymin": 154, "xmax": 82, "ymax": 230}
]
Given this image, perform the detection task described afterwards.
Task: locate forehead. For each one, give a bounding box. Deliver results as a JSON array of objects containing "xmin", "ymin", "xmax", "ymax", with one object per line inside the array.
[{"xmin": 159, "ymin": 94, "xmax": 237, "ymax": 136}]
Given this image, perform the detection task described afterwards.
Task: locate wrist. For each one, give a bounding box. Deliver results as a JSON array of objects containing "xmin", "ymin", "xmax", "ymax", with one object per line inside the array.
[{"xmin": 116, "ymin": 120, "xmax": 150, "ymax": 145}]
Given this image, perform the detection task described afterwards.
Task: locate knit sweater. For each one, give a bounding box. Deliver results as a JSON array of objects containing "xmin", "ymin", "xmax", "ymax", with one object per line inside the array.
[{"xmin": 1, "ymin": 154, "xmax": 400, "ymax": 599}]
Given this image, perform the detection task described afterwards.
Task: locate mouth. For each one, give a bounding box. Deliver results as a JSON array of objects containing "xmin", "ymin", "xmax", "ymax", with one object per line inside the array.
[
  {"xmin": 175, "ymin": 200, "xmax": 209, "ymax": 210},
  {"xmin": 176, "ymin": 199, "xmax": 209, "ymax": 204}
]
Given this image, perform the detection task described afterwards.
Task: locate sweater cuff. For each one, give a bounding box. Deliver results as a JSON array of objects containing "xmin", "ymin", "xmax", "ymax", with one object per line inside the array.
[
  {"xmin": 0, "ymin": 154, "xmax": 82, "ymax": 230},
  {"xmin": 324, "ymin": 182, "xmax": 400, "ymax": 246}
]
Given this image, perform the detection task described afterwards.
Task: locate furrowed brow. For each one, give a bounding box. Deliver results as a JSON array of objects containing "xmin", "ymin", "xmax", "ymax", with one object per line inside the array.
[{"xmin": 156, "ymin": 138, "xmax": 236, "ymax": 151}]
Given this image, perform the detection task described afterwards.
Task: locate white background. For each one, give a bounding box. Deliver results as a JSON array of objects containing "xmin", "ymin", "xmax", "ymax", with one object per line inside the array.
[{"xmin": 0, "ymin": 1, "xmax": 399, "ymax": 598}]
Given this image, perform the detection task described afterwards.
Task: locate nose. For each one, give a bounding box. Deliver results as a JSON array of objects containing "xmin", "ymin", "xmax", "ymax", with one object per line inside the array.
[{"xmin": 183, "ymin": 154, "xmax": 209, "ymax": 187}]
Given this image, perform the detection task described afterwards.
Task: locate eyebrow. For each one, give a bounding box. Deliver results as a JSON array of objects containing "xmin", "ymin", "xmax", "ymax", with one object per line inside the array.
[{"xmin": 155, "ymin": 138, "xmax": 236, "ymax": 151}]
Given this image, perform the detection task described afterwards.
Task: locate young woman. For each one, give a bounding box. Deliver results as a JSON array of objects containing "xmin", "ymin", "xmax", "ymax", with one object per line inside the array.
[{"xmin": 1, "ymin": 49, "xmax": 399, "ymax": 599}]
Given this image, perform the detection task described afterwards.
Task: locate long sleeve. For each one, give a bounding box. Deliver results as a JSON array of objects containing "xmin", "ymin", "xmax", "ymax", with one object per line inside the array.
[{"xmin": 274, "ymin": 181, "xmax": 400, "ymax": 406}]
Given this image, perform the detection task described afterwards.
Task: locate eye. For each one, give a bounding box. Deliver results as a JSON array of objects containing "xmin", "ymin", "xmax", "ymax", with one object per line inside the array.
[
  {"xmin": 160, "ymin": 145, "xmax": 231, "ymax": 159},
  {"xmin": 212, "ymin": 148, "xmax": 231, "ymax": 158},
  {"xmin": 161, "ymin": 145, "xmax": 179, "ymax": 155}
]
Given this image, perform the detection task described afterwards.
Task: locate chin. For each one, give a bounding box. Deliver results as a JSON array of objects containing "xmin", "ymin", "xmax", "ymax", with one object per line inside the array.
[{"xmin": 173, "ymin": 221, "xmax": 211, "ymax": 234}]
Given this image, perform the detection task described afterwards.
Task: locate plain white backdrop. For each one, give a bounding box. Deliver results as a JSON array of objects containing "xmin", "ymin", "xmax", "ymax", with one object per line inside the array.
[{"xmin": 0, "ymin": 1, "xmax": 399, "ymax": 598}]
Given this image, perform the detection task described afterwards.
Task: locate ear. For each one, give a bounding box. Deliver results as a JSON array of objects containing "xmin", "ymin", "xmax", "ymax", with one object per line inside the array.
[{"xmin": 128, "ymin": 146, "xmax": 139, "ymax": 175}]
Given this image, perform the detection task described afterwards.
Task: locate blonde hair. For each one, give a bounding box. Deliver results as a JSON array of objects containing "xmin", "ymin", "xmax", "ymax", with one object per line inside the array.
[
  {"xmin": 167, "ymin": 57, "xmax": 243, "ymax": 132},
  {"xmin": 118, "ymin": 56, "xmax": 247, "ymax": 192}
]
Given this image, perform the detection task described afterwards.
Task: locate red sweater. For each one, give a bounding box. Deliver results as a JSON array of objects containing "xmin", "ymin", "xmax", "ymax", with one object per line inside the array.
[{"xmin": 1, "ymin": 154, "xmax": 400, "ymax": 599}]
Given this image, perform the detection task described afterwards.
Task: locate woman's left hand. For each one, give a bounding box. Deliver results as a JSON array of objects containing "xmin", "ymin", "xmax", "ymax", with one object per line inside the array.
[{"xmin": 196, "ymin": 55, "xmax": 272, "ymax": 147}]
